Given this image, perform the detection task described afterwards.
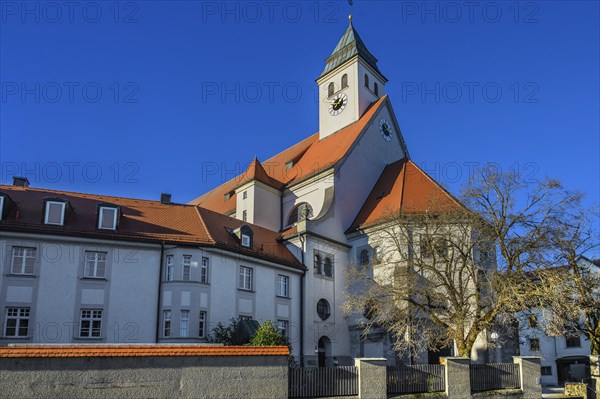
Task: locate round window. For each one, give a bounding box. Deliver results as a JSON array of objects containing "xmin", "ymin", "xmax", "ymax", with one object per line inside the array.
[{"xmin": 316, "ymin": 299, "xmax": 331, "ymax": 320}]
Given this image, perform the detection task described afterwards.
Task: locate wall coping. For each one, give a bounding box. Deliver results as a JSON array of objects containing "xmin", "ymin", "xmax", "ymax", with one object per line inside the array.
[{"xmin": 0, "ymin": 345, "xmax": 289, "ymax": 358}]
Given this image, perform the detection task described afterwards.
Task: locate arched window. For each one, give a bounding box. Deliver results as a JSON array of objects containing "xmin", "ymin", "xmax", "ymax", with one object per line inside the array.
[
  {"xmin": 359, "ymin": 249, "xmax": 369, "ymax": 267},
  {"xmin": 364, "ymin": 74, "xmax": 369, "ymax": 88},
  {"xmin": 341, "ymin": 74, "xmax": 348, "ymax": 89},
  {"xmin": 324, "ymin": 257, "xmax": 333, "ymax": 277},
  {"xmin": 374, "ymin": 82, "xmax": 379, "ymax": 96},
  {"xmin": 328, "ymin": 82, "xmax": 335, "ymax": 98},
  {"xmin": 287, "ymin": 203, "xmax": 313, "ymax": 226},
  {"xmin": 314, "ymin": 254, "xmax": 322, "ymax": 274},
  {"xmin": 373, "ymin": 246, "xmax": 381, "ymax": 264}
]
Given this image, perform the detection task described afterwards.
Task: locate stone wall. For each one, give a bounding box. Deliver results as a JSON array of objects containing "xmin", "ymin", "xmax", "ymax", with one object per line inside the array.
[{"xmin": 0, "ymin": 345, "xmax": 289, "ymax": 399}]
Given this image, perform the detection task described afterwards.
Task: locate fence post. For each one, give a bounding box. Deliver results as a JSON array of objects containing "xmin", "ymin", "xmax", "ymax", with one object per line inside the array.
[
  {"xmin": 590, "ymin": 355, "xmax": 600, "ymax": 399},
  {"xmin": 443, "ymin": 357, "xmax": 471, "ymax": 399},
  {"xmin": 354, "ymin": 358, "xmax": 387, "ymax": 399},
  {"xmin": 513, "ymin": 356, "xmax": 541, "ymax": 399}
]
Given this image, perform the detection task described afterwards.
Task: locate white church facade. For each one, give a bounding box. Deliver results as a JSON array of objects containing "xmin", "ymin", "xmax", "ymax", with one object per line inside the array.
[{"xmin": 0, "ymin": 22, "xmax": 489, "ymax": 366}]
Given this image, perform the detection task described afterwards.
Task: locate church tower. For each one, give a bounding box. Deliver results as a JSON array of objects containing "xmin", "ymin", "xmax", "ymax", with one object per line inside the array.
[{"xmin": 317, "ymin": 18, "xmax": 388, "ymax": 140}]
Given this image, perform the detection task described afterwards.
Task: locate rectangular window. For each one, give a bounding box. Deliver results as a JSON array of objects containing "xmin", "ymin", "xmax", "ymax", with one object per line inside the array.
[
  {"xmin": 163, "ymin": 310, "xmax": 171, "ymax": 337},
  {"xmin": 80, "ymin": 309, "xmax": 102, "ymax": 338},
  {"xmin": 199, "ymin": 311, "xmax": 207, "ymax": 338},
  {"xmin": 0, "ymin": 196, "xmax": 4, "ymax": 221},
  {"xmin": 242, "ymin": 210, "xmax": 247, "ymax": 222},
  {"xmin": 529, "ymin": 338, "xmax": 540, "ymax": 352},
  {"xmin": 45, "ymin": 201, "xmax": 66, "ymax": 225},
  {"xmin": 84, "ymin": 251, "xmax": 107, "ymax": 278},
  {"xmin": 183, "ymin": 255, "xmax": 191, "ymax": 281},
  {"xmin": 528, "ymin": 315, "xmax": 538, "ymax": 328},
  {"xmin": 180, "ymin": 310, "xmax": 189, "ymax": 337},
  {"xmin": 166, "ymin": 255, "xmax": 174, "ymax": 281},
  {"xmin": 277, "ymin": 320, "xmax": 289, "ymax": 337},
  {"xmin": 98, "ymin": 206, "xmax": 118, "ymax": 230},
  {"xmin": 566, "ymin": 334, "xmax": 581, "ymax": 348},
  {"xmin": 200, "ymin": 257, "xmax": 209, "ymax": 284},
  {"xmin": 239, "ymin": 266, "xmax": 253, "ymax": 290},
  {"xmin": 278, "ymin": 275, "xmax": 289, "ymax": 297},
  {"xmin": 11, "ymin": 247, "xmax": 36, "ymax": 275},
  {"xmin": 4, "ymin": 307, "xmax": 30, "ymax": 337},
  {"xmin": 541, "ymin": 366, "xmax": 552, "ymax": 376},
  {"xmin": 241, "ymin": 234, "xmax": 251, "ymax": 247},
  {"xmin": 243, "ymin": 191, "xmax": 247, "ymax": 199}
]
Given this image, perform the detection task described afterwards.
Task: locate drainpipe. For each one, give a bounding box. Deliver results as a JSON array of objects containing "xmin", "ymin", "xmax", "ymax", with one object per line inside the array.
[
  {"xmin": 299, "ymin": 234, "xmax": 306, "ymax": 367},
  {"xmin": 155, "ymin": 241, "xmax": 165, "ymax": 343}
]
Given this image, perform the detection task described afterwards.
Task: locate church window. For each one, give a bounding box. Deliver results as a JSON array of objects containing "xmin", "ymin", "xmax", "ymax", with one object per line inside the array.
[
  {"xmin": 328, "ymin": 82, "xmax": 335, "ymax": 98},
  {"xmin": 374, "ymin": 82, "xmax": 379, "ymax": 96},
  {"xmin": 364, "ymin": 74, "xmax": 369, "ymax": 88},
  {"xmin": 341, "ymin": 74, "xmax": 348, "ymax": 89},
  {"xmin": 288, "ymin": 202, "xmax": 313, "ymax": 225},
  {"xmin": 324, "ymin": 257, "xmax": 333, "ymax": 277},
  {"xmin": 359, "ymin": 249, "xmax": 369, "ymax": 267}
]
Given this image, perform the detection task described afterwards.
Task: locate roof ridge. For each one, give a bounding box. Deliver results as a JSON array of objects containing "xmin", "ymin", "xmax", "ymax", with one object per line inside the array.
[
  {"xmin": 0, "ymin": 185, "xmax": 192, "ymax": 207},
  {"xmin": 405, "ymin": 160, "xmax": 465, "ymax": 210},
  {"xmin": 194, "ymin": 207, "xmax": 216, "ymax": 245}
]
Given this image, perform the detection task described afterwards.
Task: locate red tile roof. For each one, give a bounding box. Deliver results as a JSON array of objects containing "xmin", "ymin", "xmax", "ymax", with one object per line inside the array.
[
  {"xmin": 347, "ymin": 159, "xmax": 464, "ymax": 232},
  {"xmin": 0, "ymin": 186, "xmax": 303, "ymax": 269},
  {"xmin": 234, "ymin": 157, "xmax": 284, "ymax": 190},
  {"xmin": 0, "ymin": 345, "xmax": 289, "ymax": 358},
  {"xmin": 190, "ymin": 96, "xmax": 389, "ymax": 213}
]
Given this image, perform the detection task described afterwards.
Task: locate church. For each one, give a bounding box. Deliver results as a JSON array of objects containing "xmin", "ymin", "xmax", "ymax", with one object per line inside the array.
[{"xmin": 0, "ymin": 21, "xmax": 474, "ymax": 366}]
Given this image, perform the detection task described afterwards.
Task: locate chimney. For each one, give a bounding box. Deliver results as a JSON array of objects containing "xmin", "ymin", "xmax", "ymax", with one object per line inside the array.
[
  {"xmin": 12, "ymin": 177, "xmax": 30, "ymax": 187},
  {"xmin": 160, "ymin": 193, "xmax": 172, "ymax": 204}
]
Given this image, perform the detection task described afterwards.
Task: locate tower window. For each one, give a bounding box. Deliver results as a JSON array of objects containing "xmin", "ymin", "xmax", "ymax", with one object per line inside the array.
[
  {"xmin": 327, "ymin": 82, "xmax": 335, "ymax": 98},
  {"xmin": 288, "ymin": 202, "xmax": 313, "ymax": 225},
  {"xmin": 374, "ymin": 82, "xmax": 379, "ymax": 96},
  {"xmin": 364, "ymin": 74, "xmax": 369, "ymax": 88},
  {"xmin": 341, "ymin": 74, "xmax": 348, "ymax": 89}
]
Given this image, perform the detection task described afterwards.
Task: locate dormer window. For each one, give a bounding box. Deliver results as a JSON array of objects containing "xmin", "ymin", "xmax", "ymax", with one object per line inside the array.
[
  {"xmin": 241, "ymin": 233, "xmax": 251, "ymax": 248},
  {"xmin": 98, "ymin": 206, "xmax": 118, "ymax": 230},
  {"xmin": 44, "ymin": 200, "xmax": 66, "ymax": 226}
]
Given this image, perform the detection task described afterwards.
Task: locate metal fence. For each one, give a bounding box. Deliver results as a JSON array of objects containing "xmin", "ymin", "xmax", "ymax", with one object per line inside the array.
[
  {"xmin": 288, "ymin": 367, "xmax": 358, "ymax": 398},
  {"xmin": 386, "ymin": 364, "xmax": 446, "ymax": 394},
  {"xmin": 470, "ymin": 363, "xmax": 521, "ymax": 392}
]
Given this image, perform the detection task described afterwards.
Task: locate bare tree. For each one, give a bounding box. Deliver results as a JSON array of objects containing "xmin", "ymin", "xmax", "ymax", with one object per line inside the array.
[
  {"xmin": 540, "ymin": 207, "xmax": 600, "ymax": 354},
  {"xmin": 344, "ymin": 168, "xmax": 583, "ymax": 359}
]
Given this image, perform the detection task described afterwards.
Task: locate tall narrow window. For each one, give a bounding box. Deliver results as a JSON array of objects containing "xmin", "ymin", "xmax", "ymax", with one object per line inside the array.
[
  {"xmin": 324, "ymin": 257, "xmax": 333, "ymax": 277},
  {"xmin": 242, "ymin": 210, "xmax": 247, "ymax": 222},
  {"xmin": 11, "ymin": 247, "xmax": 36, "ymax": 275},
  {"xmin": 313, "ymin": 254, "xmax": 322, "ymax": 274},
  {"xmin": 278, "ymin": 275, "xmax": 289, "ymax": 297},
  {"xmin": 84, "ymin": 251, "xmax": 107, "ymax": 278},
  {"xmin": 98, "ymin": 206, "xmax": 118, "ymax": 230},
  {"xmin": 341, "ymin": 74, "xmax": 348, "ymax": 89},
  {"xmin": 180, "ymin": 310, "xmax": 189, "ymax": 337},
  {"xmin": 243, "ymin": 191, "xmax": 247, "ymax": 199},
  {"xmin": 328, "ymin": 82, "xmax": 335, "ymax": 97},
  {"xmin": 364, "ymin": 74, "xmax": 369, "ymax": 88},
  {"xmin": 0, "ymin": 196, "xmax": 4, "ymax": 221},
  {"xmin": 45, "ymin": 201, "xmax": 66, "ymax": 225},
  {"xmin": 198, "ymin": 311, "xmax": 207, "ymax": 338},
  {"xmin": 4, "ymin": 307, "xmax": 30, "ymax": 337},
  {"xmin": 359, "ymin": 249, "xmax": 370, "ymax": 267},
  {"xmin": 374, "ymin": 82, "xmax": 379, "ymax": 96},
  {"xmin": 80, "ymin": 309, "xmax": 102, "ymax": 338},
  {"xmin": 182, "ymin": 255, "xmax": 191, "ymax": 281},
  {"xmin": 166, "ymin": 255, "xmax": 174, "ymax": 281},
  {"xmin": 239, "ymin": 266, "xmax": 253, "ymax": 290},
  {"xmin": 200, "ymin": 257, "xmax": 209, "ymax": 284},
  {"xmin": 163, "ymin": 310, "xmax": 171, "ymax": 337}
]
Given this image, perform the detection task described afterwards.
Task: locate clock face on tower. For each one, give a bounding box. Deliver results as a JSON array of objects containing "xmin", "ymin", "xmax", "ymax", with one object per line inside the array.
[
  {"xmin": 379, "ymin": 118, "xmax": 393, "ymax": 142},
  {"xmin": 328, "ymin": 92, "xmax": 348, "ymax": 116}
]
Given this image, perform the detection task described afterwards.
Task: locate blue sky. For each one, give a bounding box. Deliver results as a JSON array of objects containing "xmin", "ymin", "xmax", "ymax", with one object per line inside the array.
[{"xmin": 1, "ymin": 0, "xmax": 598, "ymax": 209}]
